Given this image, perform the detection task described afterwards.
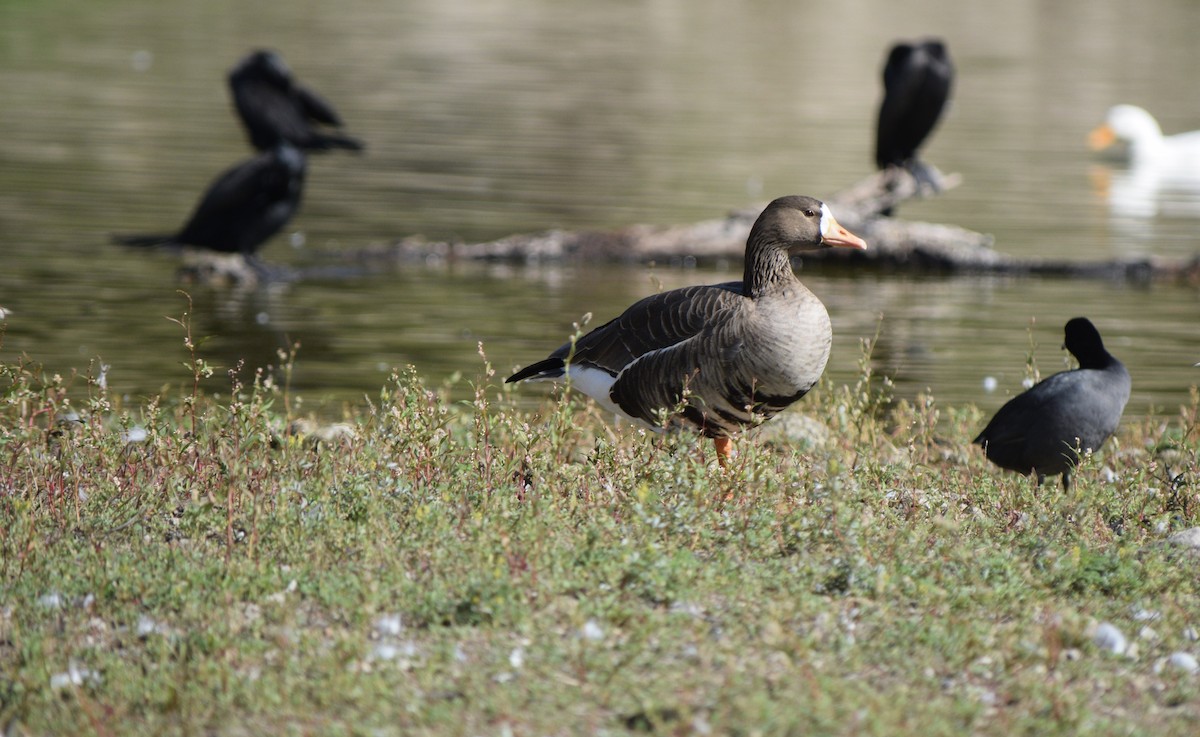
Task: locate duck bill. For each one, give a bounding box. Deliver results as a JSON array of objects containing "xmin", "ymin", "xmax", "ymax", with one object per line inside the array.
[
  {"xmin": 1088, "ymin": 123, "xmax": 1116, "ymax": 151},
  {"xmin": 822, "ymin": 217, "xmax": 868, "ymax": 250}
]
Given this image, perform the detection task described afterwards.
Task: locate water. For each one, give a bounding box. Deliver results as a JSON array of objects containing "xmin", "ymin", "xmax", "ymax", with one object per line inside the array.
[{"xmin": 1, "ymin": 0, "xmax": 1198, "ymax": 422}]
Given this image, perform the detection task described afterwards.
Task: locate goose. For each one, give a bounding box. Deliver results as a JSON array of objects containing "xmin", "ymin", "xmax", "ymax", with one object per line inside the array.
[
  {"xmin": 506, "ymin": 195, "xmax": 867, "ymax": 465},
  {"xmin": 112, "ymin": 143, "xmax": 306, "ymax": 260},
  {"xmin": 1089, "ymin": 105, "xmax": 1200, "ymax": 167},
  {"xmin": 875, "ymin": 39, "xmax": 953, "ymax": 173},
  {"xmin": 973, "ymin": 317, "xmax": 1131, "ymax": 489},
  {"xmin": 229, "ymin": 49, "xmax": 364, "ymax": 153}
]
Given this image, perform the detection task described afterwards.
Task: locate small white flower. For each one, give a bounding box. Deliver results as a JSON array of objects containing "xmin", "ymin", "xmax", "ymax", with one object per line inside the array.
[{"xmin": 509, "ymin": 647, "xmax": 525, "ymax": 669}]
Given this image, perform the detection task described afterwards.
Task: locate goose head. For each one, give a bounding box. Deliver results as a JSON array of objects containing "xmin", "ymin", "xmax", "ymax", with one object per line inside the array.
[
  {"xmin": 743, "ymin": 195, "xmax": 866, "ymax": 295},
  {"xmin": 748, "ymin": 195, "xmax": 867, "ymax": 254}
]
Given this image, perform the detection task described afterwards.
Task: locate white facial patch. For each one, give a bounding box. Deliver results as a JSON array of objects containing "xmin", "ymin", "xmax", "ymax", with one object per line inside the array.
[{"xmin": 819, "ymin": 203, "xmax": 833, "ymax": 237}]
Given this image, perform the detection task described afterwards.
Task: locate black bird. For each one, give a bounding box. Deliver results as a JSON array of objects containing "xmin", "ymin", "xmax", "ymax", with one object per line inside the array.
[
  {"xmin": 974, "ymin": 318, "xmax": 1131, "ymax": 489},
  {"xmin": 506, "ymin": 195, "xmax": 867, "ymax": 466},
  {"xmin": 875, "ymin": 39, "xmax": 953, "ymax": 174},
  {"xmin": 113, "ymin": 143, "xmax": 306, "ymax": 260},
  {"xmin": 229, "ymin": 49, "xmax": 364, "ymax": 153}
]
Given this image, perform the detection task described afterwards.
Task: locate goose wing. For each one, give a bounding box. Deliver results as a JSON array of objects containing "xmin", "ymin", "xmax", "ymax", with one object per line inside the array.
[{"xmin": 507, "ymin": 282, "xmax": 743, "ymax": 382}]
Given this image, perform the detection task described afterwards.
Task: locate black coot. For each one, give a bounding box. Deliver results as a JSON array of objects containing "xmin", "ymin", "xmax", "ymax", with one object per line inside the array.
[{"xmin": 974, "ymin": 318, "xmax": 1131, "ymax": 489}]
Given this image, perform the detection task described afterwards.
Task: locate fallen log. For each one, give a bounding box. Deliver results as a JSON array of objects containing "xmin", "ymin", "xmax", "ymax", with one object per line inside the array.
[
  {"xmin": 198, "ymin": 165, "xmax": 1198, "ymax": 284},
  {"xmin": 371, "ymin": 166, "xmax": 990, "ymax": 267}
]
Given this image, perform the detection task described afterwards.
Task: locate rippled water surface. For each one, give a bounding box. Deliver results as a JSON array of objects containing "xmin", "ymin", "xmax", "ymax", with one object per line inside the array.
[{"xmin": 2, "ymin": 0, "xmax": 1198, "ymax": 421}]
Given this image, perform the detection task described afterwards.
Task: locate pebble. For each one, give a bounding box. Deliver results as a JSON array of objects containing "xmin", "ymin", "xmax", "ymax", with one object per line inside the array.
[
  {"xmin": 50, "ymin": 664, "xmax": 100, "ymax": 690},
  {"xmin": 756, "ymin": 412, "xmax": 831, "ymax": 448},
  {"xmin": 371, "ymin": 640, "xmax": 416, "ymax": 662},
  {"xmin": 1093, "ymin": 622, "xmax": 1128, "ymax": 655},
  {"xmin": 581, "ymin": 620, "xmax": 605, "ymax": 642},
  {"xmin": 136, "ymin": 615, "xmax": 166, "ymax": 637},
  {"xmin": 1167, "ymin": 527, "xmax": 1200, "ymax": 550},
  {"xmin": 37, "ymin": 593, "xmax": 64, "ymax": 609},
  {"xmin": 1167, "ymin": 652, "xmax": 1199, "ymax": 674},
  {"xmin": 373, "ymin": 614, "xmax": 404, "ymax": 638}
]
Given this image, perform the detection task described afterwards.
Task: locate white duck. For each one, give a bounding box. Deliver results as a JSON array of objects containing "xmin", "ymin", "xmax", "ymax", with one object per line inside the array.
[
  {"xmin": 1090, "ymin": 105, "xmax": 1200, "ymax": 219},
  {"xmin": 1089, "ymin": 105, "xmax": 1200, "ymax": 166}
]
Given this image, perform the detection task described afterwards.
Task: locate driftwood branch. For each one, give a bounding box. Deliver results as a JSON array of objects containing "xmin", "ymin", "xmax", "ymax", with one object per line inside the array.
[
  {"xmin": 363, "ymin": 166, "xmax": 991, "ymax": 265},
  {"xmin": 327, "ymin": 166, "xmax": 1200, "ymax": 283}
]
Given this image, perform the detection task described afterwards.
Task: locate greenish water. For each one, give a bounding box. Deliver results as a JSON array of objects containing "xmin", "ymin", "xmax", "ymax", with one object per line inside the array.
[{"xmin": 1, "ymin": 0, "xmax": 1198, "ymax": 420}]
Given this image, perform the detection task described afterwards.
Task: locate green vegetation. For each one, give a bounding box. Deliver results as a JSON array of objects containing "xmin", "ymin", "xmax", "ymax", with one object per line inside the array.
[{"xmin": 1, "ymin": 321, "xmax": 1198, "ymax": 736}]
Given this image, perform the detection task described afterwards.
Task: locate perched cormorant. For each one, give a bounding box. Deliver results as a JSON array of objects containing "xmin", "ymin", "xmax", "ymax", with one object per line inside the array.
[
  {"xmin": 229, "ymin": 49, "xmax": 364, "ymax": 153},
  {"xmin": 875, "ymin": 39, "xmax": 953, "ymax": 177},
  {"xmin": 113, "ymin": 143, "xmax": 306, "ymax": 259}
]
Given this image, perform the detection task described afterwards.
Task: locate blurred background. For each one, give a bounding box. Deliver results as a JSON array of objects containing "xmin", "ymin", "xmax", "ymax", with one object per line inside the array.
[{"xmin": 1, "ymin": 0, "xmax": 1198, "ymax": 420}]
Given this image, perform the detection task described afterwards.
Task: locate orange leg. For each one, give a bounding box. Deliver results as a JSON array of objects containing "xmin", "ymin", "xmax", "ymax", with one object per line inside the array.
[{"xmin": 713, "ymin": 437, "xmax": 734, "ymax": 468}]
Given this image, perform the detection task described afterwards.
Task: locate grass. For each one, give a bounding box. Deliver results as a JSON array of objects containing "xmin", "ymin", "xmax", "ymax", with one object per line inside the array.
[{"xmin": 1, "ymin": 324, "xmax": 1199, "ymax": 736}]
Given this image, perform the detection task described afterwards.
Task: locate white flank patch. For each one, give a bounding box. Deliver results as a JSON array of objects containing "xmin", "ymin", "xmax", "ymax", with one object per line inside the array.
[
  {"xmin": 820, "ymin": 203, "xmax": 833, "ymax": 237},
  {"xmin": 563, "ymin": 365, "xmax": 621, "ymax": 414},
  {"xmin": 564, "ymin": 364, "xmax": 658, "ymax": 430}
]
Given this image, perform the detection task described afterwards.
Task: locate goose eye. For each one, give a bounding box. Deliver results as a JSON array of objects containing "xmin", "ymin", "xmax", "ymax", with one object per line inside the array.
[{"xmin": 803, "ymin": 209, "xmax": 816, "ymax": 218}]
